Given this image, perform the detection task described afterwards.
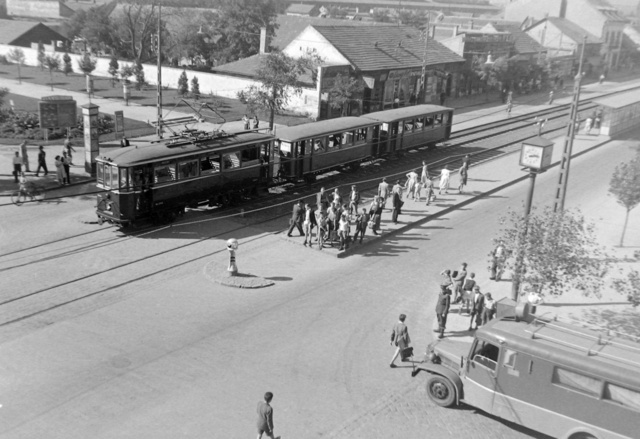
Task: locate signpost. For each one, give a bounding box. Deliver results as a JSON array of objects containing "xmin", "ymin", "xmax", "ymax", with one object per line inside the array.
[{"xmin": 114, "ymin": 110, "xmax": 125, "ymax": 139}]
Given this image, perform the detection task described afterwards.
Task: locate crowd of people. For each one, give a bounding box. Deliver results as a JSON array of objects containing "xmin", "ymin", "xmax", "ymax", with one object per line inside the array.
[
  {"xmin": 285, "ymin": 157, "xmax": 472, "ymax": 252},
  {"xmin": 10, "ymin": 137, "xmax": 77, "ymax": 188}
]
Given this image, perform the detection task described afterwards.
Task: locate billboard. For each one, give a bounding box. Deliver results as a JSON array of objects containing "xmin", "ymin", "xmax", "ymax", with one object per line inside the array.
[{"xmin": 38, "ymin": 96, "xmax": 77, "ymax": 129}]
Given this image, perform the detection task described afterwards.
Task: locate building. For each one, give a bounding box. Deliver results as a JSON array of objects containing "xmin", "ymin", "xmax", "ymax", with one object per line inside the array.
[
  {"xmin": 0, "ymin": 19, "xmax": 69, "ymax": 49},
  {"xmin": 525, "ymin": 18, "xmax": 603, "ymax": 76},
  {"xmin": 505, "ymin": 0, "xmax": 628, "ymax": 70},
  {"xmin": 285, "ymin": 3, "xmax": 321, "ymax": 17},
  {"xmin": 282, "ymin": 25, "xmax": 465, "ymax": 118}
]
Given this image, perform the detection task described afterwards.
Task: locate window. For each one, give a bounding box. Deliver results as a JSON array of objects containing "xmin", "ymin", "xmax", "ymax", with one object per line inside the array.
[
  {"xmin": 97, "ymin": 162, "xmax": 104, "ymax": 186},
  {"xmin": 415, "ymin": 117, "xmax": 424, "ymax": 130},
  {"xmin": 604, "ymin": 383, "xmax": 640, "ymax": 412},
  {"xmin": 404, "ymin": 119, "xmax": 414, "ymax": 132},
  {"xmin": 313, "ymin": 138, "xmax": 326, "ymax": 152},
  {"xmin": 241, "ymin": 146, "xmax": 260, "ymax": 163},
  {"xmin": 222, "ymin": 152, "xmax": 240, "ymax": 169},
  {"xmin": 200, "ymin": 155, "xmax": 220, "ymax": 175},
  {"xmin": 178, "ymin": 160, "xmax": 198, "ymax": 179},
  {"xmin": 472, "ymin": 340, "xmax": 500, "ymax": 371},
  {"xmin": 279, "ymin": 141, "xmax": 293, "ymax": 156},
  {"xmin": 434, "ymin": 114, "xmax": 443, "ymax": 127},
  {"xmin": 154, "ymin": 163, "xmax": 175, "ymax": 183},
  {"xmin": 328, "ymin": 134, "xmax": 341, "ymax": 149},
  {"xmin": 119, "ymin": 168, "xmax": 129, "ymax": 189},
  {"xmin": 552, "ymin": 368, "xmax": 602, "ymax": 396},
  {"xmin": 355, "ymin": 128, "xmax": 367, "ymax": 142},
  {"xmin": 503, "ymin": 348, "xmax": 517, "ymax": 368},
  {"xmin": 342, "ymin": 131, "xmax": 354, "ymax": 145},
  {"xmin": 425, "ymin": 117, "xmax": 434, "ymax": 128},
  {"xmin": 109, "ymin": 166, "xmax": 117, "ymax": 189}
]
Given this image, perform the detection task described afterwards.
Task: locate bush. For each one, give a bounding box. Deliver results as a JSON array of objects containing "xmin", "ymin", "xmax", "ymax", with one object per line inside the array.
[{"xmin": 0, "ymin": 55, "xmax": 8, "ymax": 65}]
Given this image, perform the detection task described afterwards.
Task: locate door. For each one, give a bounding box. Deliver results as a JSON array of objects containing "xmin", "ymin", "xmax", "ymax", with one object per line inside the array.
[
  {"xmin": 463, "ymin": 339, "xmax": 499, "ymax": 414},
  {"xmin": 388, "ymin": 122, "xmax": 399, "ymax": 152}
]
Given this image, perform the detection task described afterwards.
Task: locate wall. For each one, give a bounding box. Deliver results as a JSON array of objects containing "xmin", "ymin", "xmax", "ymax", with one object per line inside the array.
[
  {"xmin": 0, "ymin": 44, "xmax": 320, "ymax": 119},
  {"xmin": 283, "ymin": 26, "xmax": 350, "ymax": 65},
  {"xmin": 504, "ymin": 0, "xmax": 564, "ymax": 22}
]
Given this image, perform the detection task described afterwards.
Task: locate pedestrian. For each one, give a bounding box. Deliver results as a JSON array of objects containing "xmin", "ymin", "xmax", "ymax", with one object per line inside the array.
[
  {"xmin": 438, "ymin": 165, "xmax": 451, "ymax": 194},
  {"xmin": 326, "ymin": 203, "xmax": 338, "ymax": 245},
  {"xmin": 461, "ymin": 154, "xmax": 470, "ymax": 170},
  {"xmin": 256, "ymin": 391, "xmax": 276, "ymax": 439},
  {"xmin": 242, "ymin": 114, "xmax": 250, "ymax": 130},
  {"xmin": 35, "ymin": 145, "xmax": 48, "ymax": 176},
  {"xmin": 348, "ymin": 185, "xmax": 360, "ymax": 216},
  {"xmin": 316, "ymin": 187, "xmax": 328, "ymax": 212},
  {"xmin": 599, "ymin": 73, "xmax": 605, "ymax": 84},
  {"xmin": 368, "ymin": 196, "xmax": 382, "ymax": 235},
  {"xmin": 64, "ymin": 136, "xmax": 76, "ymax": 165},
  {"xmin": 424, "ymin": 177, "xmax": 436, "ymax": 205},
  {"xmin": 286, "ymin": 200, "xmax": 304, "ymax": 237},
  {"xmin": 316, "ymin": 209, "xmax": 328, "ymax": 249},
  {"xmin": 389, "ymin": 313, "xmax": 410, "ymax": 368},
  {"xmin": 435, "ymin": 285, "xmax": 451, "ymax": 339},
  {"xmin": 548, "ymin": 90, "xmax": 554, "ymax": 105},
  {"xmin": 439, "ymin": 269, "xmax": 453, "ymax": 291},
  {"xmin": 482, "ymin": 292, "xmax": 497, "ymax": 325},
  {"xmin": 594, "ymin": 108, "xmax": 602, "ymax": 130},
  {"xmin": 12, "ymin": 151, "xmax": 23, "ymax": 183},
  {"xmin": 120, "ymin": 136, "xmax": 130, "ymax": 148},
  {"xmin": 413, "ymin": 179, "xmax": 422, "ymax": 201},
  {"xmin": 18, "ymin": 171, "xmax": 29, "ymax": 198},
  {"xmin": 353, "ymin": 207, "xmax": 369, "ymax": 244},
  {"xmin": 458, "ymin": 164, "xmax": 468, "ymax": 193},
  {"xmin": 490, "ymin": 241, "xmax": 506, "ymax": 280},
  {"xmin": 439, "ymin": 91, "xmax": 446, "ymax": 106},
  {"xmin": 420, "ymin": 160, "xmax": 429, "ymax": 184},
  {"xmin": 506, "ymin": 100, "xmax": 512, "ymax": 116},
  {"xmin": 253, "ymin": 115, "xmax": 259, "ymax": 129},
  {"xmin": 332, "ymin": 188, "xmax": 341, "ymax": 206},
  {"xmin": 468, "ymin": 286, "xmax": 484, "ymax": 330},
  {"xmin": 501, "ymin": 88, "xmax": 507, "ymax": 104},
  {"xmin": 303, "ymin": 203, "xmax": 316, "ymax": 247},
  {"xmin": 377, "ymin": 177, "xmax": 390, "ymax": 209},
  {"xmin": 391, "ymin": 182, "xmax": 403, "ymax": 224},
  {"xmin": 460, "ymin": 272, "xmax": 476, "ymax": 314},
  {"xmin": 62, "ymin": 151, "xmax": 71, "ymax": 184},
  {"xmin": 405, "ymin": 169, "xmax": 419, "ymax": 199},
  {"xmin": 452, "ymin": 262, "xmax": 467, "ymax": 303},
  {"xmin": 584, "ymin": 116, "xmax": 593, "ymax": 135},
  {"xmin": 338, "ymin": 212, "xmax": 350, "ymax": 250},
  {"xmin": 54, "ymin": 155, "xmax": 64, "ymax": 186},
  {"xmin": 20, "ymin": 140, "xmax": 30, "ymax": 172}
]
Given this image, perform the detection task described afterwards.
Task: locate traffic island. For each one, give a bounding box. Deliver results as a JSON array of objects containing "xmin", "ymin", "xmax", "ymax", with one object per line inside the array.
[{"xmin": 203, "ymin": 261, "xmax": 274, "ymax": 289}]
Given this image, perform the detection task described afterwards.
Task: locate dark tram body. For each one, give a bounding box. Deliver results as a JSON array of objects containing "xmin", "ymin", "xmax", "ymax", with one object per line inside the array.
[{"xmin": 95, "ymin": 105, "xmax": 453, "ymax": 226}]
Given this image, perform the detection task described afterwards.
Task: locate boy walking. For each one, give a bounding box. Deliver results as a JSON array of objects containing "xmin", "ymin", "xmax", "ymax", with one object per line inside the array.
[{"xmin": 256, "ymin": 392, "xmax": 277, "ymax": 439}]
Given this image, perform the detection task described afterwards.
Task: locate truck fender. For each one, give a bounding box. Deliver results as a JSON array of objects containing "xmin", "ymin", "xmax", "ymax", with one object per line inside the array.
[{"xmin": 415, "ymin": 363, "xmax": 464, "ymax": 404}]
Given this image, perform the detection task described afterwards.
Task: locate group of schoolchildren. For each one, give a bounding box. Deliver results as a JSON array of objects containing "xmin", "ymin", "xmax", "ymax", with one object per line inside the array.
[{"xmin": 435, "ymin": 262, "xmax": 497, "ymax": 339}]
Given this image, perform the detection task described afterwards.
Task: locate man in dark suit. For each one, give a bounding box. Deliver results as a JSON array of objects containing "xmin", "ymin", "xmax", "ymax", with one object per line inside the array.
[
  {"xmin": 435, "ymin": 285, "xmax": 451, "ymax": 339},
  {"xmin": 469, "ymin": 286, "xmax": 485, "ymax": 331},
  {"xmin": 286, "ymin": 200, "xmax": 304, "ymax": 237}
]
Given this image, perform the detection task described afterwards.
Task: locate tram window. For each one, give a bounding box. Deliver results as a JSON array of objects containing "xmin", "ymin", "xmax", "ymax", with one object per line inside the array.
[
  {"xmin": 503, "ymin": 349, "xmax": 517, "ymax": 369},
  {"xmin": 415, "ymin": 118, "xmax": 424, "ymax": 130},
  {"xmin": 553, "ymin": 367, "xmax": 602, "ymax": 397},
  {"xmin": 119, "ymin": 168, "xmax": 129, "ymax": 189},
  {"xmin": 110, "ymin": 166, "xmax": 118, "ymax": 189},
  {"xmin": 178, "ymin": 160, "xmax": 198, "ymax": 179},
  {"xmin": 222, "ymin": 152, "xmax": 240, "ymax": 169},
  {"xmin": 355, "ymin": 128, "xmax": 367, "ymax": 142},
  {"xmin": 200, "ymin": 155, "xmax": 220, "ymax": 175},
  {"xmin": 434, "ymin": 114, "xmax": 443, "ymax": 126},
  {"xmin": 132, "ymin": 168, "xmax": 144, "ymax": 188},
  {"xmin": 472, "ymin": 340, "xmax": 499, "ymax": 371},
  {"xmin": 154, "ymin": 164, "xmax": 176, "ymax": 183},
  {"xmin": 397, "ymin": 123, "xmax": 403, "ymax": 135},
  {"xmin": 442, "ymin": 112, "xmax": 449, "ymax": 124},
  {"xmin": 241, "ymin": 146, "xmax": 259, "ymax": 162},
  {"xmin": 342, "ymin": 131, "xmax": 354, "ymax": 145},
  {"xmin": 328, "ymin": 134, "xmax": 341, "ymax": 149},
  {"xmin": 279, "ymin": 141, "xmax": 293, "ymax": 156},
  {"xmin": 404, "ymin": 119, "xmax": 414, "ymax": 132},
  {"xmin": 296, "ymin": 140, "xmax": 307, "ymax": 156},
  {"xmin": 97, "ymin": 162, "xmax": 104, "ymax": 186},
  {"xmin": 259, "ymin": 143, "xmax": 270, "ymax": 163},
  {"xmin": 425, "ymin": 117, "xmax": 434, "ymax": 128},
  {"xmin": 313, "ymin": 138, "xmax": 326, "ymax": 152},
  {"xmin": 604, "ymin": 383, "xmax": 640, "ymax": 412}
]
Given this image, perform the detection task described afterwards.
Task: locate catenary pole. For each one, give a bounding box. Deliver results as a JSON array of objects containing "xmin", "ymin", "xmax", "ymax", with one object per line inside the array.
[{"xmin": 156, "ymin": 4, "xmax": 163, "ymax": 138}]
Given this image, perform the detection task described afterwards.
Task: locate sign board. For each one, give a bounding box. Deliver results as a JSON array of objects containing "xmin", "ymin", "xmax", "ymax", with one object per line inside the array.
[
  {"xmin": 114, "ymin": 111, "xmax": 125, "ymax": 139},
  {"xmin": 519, "ymin": 137, "xmax": 554, "ymax": 170},
  {"xmin": 38, "ymin": 96, "xmax": 77, "ymax": 129}
]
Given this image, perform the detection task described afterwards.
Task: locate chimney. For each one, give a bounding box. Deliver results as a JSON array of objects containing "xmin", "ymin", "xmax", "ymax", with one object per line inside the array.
[
  {"xmin": 453, "ymin": 25, "xmax": 459, "ymax": 37},
  {"xmin": 259, "ymin": 27, "xmax": 267, "ymax": 54}
]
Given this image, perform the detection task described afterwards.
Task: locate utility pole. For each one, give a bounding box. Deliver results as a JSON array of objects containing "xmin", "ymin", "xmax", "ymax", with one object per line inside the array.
[
  {"xmin": 156, "ymin": 3, "xmax": 163, "ymax": 139},
  {"xmin": 553, "ymin": 36, "xmax": 587, "ymax": 212},
  {"xmin": 419, "ymin": 13, "xmax": 430, "ymax": 104}
]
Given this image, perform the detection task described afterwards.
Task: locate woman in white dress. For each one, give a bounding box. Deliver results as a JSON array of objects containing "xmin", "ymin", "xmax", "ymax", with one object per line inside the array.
[{"xmin": 438, "ymin": 165, "xmax": 451, "ymax": 194}]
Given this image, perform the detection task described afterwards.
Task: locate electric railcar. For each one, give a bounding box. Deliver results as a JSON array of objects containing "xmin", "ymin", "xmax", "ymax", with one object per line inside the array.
[{"xmin": 95, "ymin": 105, "xmax": 453, "ymax": 226}]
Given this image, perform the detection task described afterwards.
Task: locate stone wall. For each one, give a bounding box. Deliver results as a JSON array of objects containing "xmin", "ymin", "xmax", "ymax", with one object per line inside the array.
[{"xmin": 0, "ymin": 44, "xmax": 320, "ymax": 118}]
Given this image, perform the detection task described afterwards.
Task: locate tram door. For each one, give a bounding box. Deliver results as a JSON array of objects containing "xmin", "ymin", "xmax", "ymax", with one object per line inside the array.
[
  {"xmin": 295, "ymin": 140, "xmax": 312, "ymax": 179},
  {"xmin": 444, "ymin": 111, "xmax": 453, "ymax": 139},
  {"xmin": 388, "ymin": 121, "xmax": 399, "ymax": 152},
  {"xmin": 378, "ymin": 123, "xmax": 390, "ymax": 155}
]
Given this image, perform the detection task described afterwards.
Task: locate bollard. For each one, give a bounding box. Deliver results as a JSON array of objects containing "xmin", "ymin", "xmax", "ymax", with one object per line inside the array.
[{"xmin": 226, "ymin": 238, "xmax": 238, "ymax": 275}]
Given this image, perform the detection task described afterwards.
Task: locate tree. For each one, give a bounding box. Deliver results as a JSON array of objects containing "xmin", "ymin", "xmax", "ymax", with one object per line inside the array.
[
  {"xmin": 190, "ymin": 75, "xmax": 200, "ymax": 100},
  {"xmin": 44, "ymin": 55, "xmax": 61, "ymax": 91},
  {"xmin": 133, "ymin": 60, "xmax": 146, "ymax": 91},
  {"xmin": 178, "ymin": 70, "xmax": 189, "ymax": 96},
  {"xmin": 236, "ymin": 51, "xmax": 314, "ymax": 129},
  {"xmin": 210, "ymin": 0, "xmax": 279, "ymax": 64},
  {"xmin": 108, "ymin": 55, "xmax": 120, "ymax": 87},
  {"xmin": 77, "ymin": 53, "xmax": 97, "ymax": 76},
  {"xmin": 7, "ymin": 47, "xmax": 25, "ymax": 84},
  {"xmin": 62, "ymin": 52, "xmax": 73, "ymax": 76},
  {"xmin": 328, "ymin": 74, "xmax": 360, "ymax": 116},
  {"xmin": 492, "ymin": 206, "xmax": 610, "ymax": 299},
  {"xmin": 608, "ymin": 151, "xmax": 640, "ymax": 247},
  {"xmin": 163, "ymin": 9, "xmax": 215, "ymax": 67},
  {"xmin": 119, "ymin": 64, "xmax": 134, "ymax": 84},
  {"xmin": 37, "ymin": 41, "xmax": 45, "ymax": 71},
  {"xmin": 0, "ymin": 87, "xmax": 8, "ymax": 109},
  {"xmin": 371, "ymin": 8, "xmax": 392, "ymax": 23},
  {"xmin": 110, "ymin": 0, "xmax": 159, "ymax": 62},
  {"xmin": 328, "ymin": 6, "xmax": 347, "ymax": 19},
  {"xmin": 62, "ymin": 6, "xmax": 114, "ymax": 53},
  {"xmin": 396, "ymin": 9, "xmax": 429, "ymax": 28}
]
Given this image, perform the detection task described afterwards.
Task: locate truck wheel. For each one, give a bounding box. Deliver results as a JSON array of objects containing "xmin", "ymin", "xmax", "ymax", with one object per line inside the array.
[{"xmin": 426, "ymin": 375, "xmax": 456, "ymax": 407}]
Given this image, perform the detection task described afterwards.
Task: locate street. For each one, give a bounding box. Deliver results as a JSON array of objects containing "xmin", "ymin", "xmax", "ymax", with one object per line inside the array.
[{"xmin": 0, "ymin": 131, "xmax": 637, "ymax": 438}]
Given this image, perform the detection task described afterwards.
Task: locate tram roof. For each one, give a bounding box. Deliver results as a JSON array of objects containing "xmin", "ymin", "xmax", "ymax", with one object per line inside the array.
[
  {"xmin": 362, "ymin": 105, "xmax": 453, "ymax": 123},
  {"xmin": 481, "ymin": 315, "xmax": 640, "ymax": 387},
  {"xmin": 97, "ymin": 131, "xmax": 274, "ymax": 167},
  {"xmin": 275, "ymin": 117, "xmax": 376, "ymax": 141},
  {"xmin": 593, "ymin": 89, "xmax": 640, "ymax": 109}
]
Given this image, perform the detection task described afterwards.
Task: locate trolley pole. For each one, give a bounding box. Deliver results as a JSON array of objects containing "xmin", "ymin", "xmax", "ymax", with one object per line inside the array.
[
  {"xmin": 553, "ymin": 36, "xmax": 586, "ymax": 212},
  {"xmin": 156, "ymin": 4, "xmax": 163, "ymax": 139}
]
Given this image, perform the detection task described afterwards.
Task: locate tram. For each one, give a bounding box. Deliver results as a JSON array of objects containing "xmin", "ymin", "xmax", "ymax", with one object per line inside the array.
[{"xmin": 95, "ymin": 105, "xmax": 453, "ymax": 226}]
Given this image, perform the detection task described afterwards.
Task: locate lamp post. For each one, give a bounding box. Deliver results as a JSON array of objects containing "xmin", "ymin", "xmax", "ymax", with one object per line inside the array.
[{"xmin": 512, "ymin": 136, "xmax": 555, "ymax": 300}]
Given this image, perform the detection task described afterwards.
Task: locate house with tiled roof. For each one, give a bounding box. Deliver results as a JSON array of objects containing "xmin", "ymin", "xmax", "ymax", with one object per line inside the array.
[
  {"xmin": 525, "ymin": 17, "xmax": 603, "ymax": 76},
  {"xmin": 0, "ymin": 19, "xmax": 69, "ymax": 49},
  {"xmin": 282, "ymin": 25, "xmax": 465, "ymax": 117}
]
